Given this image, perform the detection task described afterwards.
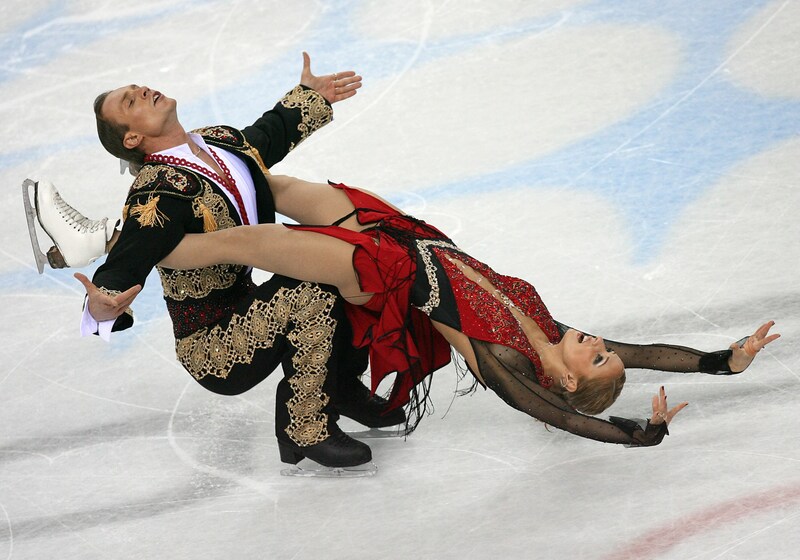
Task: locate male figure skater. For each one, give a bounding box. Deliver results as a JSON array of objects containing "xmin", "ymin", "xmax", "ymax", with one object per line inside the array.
[{"xmin": 30, "ymin": 53, "xmax": 402, "ymax": 475}]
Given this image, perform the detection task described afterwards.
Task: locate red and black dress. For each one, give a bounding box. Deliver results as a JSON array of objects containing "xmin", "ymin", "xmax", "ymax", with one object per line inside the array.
[{"xmin": 291, "ymin": 183, "xmax": 737, "ymax": 446}]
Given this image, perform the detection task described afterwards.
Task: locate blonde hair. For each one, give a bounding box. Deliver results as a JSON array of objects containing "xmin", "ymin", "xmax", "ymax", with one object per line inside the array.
[{"xmin": 563, "ymin": 369, "xmax": 626, "ymax": 415}]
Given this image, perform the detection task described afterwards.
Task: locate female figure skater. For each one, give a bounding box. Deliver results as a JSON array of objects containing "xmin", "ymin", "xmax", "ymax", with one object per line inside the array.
[{"xmin": 80, "ymin": 176, "xmax": 779, "ymax": 448}]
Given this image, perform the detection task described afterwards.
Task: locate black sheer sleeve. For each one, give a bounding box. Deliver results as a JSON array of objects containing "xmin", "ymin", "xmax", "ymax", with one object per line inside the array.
[
  {"xmin": 554, "ymin": 321, "xmax": 735, "ymax": 374},
  {"xmin": 471, "ymin": 340, "xmax": 668, "ymax": 447}
]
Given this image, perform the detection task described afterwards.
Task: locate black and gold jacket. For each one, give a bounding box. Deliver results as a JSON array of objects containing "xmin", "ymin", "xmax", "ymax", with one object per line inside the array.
[{"xmin": 91, "ymin": 85, "xmax": 332, "ymax": 339}]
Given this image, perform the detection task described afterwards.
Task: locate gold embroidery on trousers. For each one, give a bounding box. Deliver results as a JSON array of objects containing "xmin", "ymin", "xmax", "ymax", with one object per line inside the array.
[
  {"xmin": 175, "ymin": 282, "xmax": 338, "ymax": 446},
  {"xmin": 280, "ymin": 86, "xmax": 333, "ymax": 148}
]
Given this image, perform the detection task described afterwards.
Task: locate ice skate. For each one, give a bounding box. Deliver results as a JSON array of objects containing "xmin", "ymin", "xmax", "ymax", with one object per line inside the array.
[
  {"xmin": 336, "ymin": 374, "xmax": 408, "ymax": 438},
  {"xmin": 277, "ymin": 428, "xmax": 377, "ymax": 478},
  {"xmin": 276, "ymin": 368, "xmax": 377, "ymax": 478},
  {"xmin": 280, "ymin": 459, "xmax": 378, "ymax": 478},
  {"xmin": 346, "ymin": 426, "xmax": 409, "ymax": 439},
  {"xmin": 22, "ymin": 179, "xmax": 117, "ymax": 273}
]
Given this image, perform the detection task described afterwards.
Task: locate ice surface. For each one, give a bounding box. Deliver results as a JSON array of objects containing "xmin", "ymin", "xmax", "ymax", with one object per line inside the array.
[{"xmin": 1, "ymin": 1, "xmax": 798, "ymax": 559}]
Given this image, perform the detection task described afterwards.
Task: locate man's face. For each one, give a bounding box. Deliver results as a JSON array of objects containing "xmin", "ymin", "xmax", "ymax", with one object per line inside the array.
[{"xmin": 101, "ymin": 85, "xmax": 177, "ymax": 150}]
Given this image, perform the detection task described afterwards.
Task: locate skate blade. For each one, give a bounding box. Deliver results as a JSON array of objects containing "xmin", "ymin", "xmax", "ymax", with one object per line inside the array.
[
  {"xmin": 21, "ymin": 179, "xmax": 48, "ymax": 274},
  {"xmin": 347, "ymin": 427, "xmax": 407, "ymax": 439},
  {"xmin": 280, "ymin": 460, "xmax": 378, "ymax": 478}
]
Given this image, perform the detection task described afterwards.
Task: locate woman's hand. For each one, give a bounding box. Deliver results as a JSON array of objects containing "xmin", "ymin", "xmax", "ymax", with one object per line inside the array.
[
  {"xmin": 650, "ymin": 386, "xmax": 688, "ymax": 425},
  {"xmin": 299, "ymin": 52, "xmax": 362, "ymax": 104},
  {"xmin": 74, "ymin": 273, "xmax": 141, "ymax": 322},
  {"xmin": 728, "ymin": 320, "xmax": 780, "ymax": 373}
]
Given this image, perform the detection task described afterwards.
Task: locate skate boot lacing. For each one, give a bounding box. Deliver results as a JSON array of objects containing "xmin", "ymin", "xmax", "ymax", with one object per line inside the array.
[{"xmin": 54, "ymin": 191, "xmax": 108, "ymax": 233}]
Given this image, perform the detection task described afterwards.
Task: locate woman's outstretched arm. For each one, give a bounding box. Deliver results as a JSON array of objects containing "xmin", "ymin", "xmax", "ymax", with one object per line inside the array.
[
  {"xmin": 474, "ymin": 341, "xmax": 685, "ymax": 447},
  {"xmin": 558, "ymin": 321, "xmax": 780, "ymax": 374}
]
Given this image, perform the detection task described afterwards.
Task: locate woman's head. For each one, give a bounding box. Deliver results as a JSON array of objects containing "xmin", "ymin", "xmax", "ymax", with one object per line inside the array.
[
  {"xmin": 563, "ymin": 366, "xmax": 626, "ymax": 415},
  {"xmin": 558, "ymin": 329, "xmax": 626, "ymax": 414}
]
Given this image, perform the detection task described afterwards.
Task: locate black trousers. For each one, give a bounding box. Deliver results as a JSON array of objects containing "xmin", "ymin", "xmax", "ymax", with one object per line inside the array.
[{"xmin": 177, "ymin": 275, "xmax": 368, "ymax": 446}]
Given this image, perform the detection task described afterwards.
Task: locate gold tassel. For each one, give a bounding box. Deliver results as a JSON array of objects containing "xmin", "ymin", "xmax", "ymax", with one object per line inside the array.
[
  {"xmin": 197, "ymin": 201, "xmax": 217, "ymax": 232},
  {"xmin": 130, "ymin": 195, "xmax": 169, "ymax": 228}
]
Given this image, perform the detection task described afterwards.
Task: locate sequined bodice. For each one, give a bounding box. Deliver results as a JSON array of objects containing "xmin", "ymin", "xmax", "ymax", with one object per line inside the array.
[{"xmin": 413, "ymin": 241, "xmax": 561, "ymax": 388}]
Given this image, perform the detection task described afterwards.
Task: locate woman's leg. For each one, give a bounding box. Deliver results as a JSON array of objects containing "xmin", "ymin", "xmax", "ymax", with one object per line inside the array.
[
  {"xmin": 160, "ymin": 225, "xmax": 372, "ymax": 302},
  {"xmin": 269, "ymin": 175, "xmax": 403, "ymax": 227}
]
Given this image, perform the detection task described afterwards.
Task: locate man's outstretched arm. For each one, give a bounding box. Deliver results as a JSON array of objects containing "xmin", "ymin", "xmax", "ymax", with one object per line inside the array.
[{"xmin": 242, "ymin": 52, "xmax": 362, "ymax": 168}]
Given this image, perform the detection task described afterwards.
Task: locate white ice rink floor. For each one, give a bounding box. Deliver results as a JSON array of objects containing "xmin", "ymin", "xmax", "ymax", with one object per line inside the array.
[{"xmin": 1, "ymin": 1, "xmax": 799, "ymax": 558}]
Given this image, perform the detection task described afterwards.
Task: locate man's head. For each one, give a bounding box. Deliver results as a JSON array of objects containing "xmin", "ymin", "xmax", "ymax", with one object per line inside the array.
[{"xmin": 94, "ymin": 85, "xmax": 179, "ymax": 164}]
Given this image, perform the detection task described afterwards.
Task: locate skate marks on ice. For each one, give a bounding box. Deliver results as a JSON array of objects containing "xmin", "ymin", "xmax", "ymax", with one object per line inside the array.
[
  {"xmin": 1, "ymin": 1, "xmax": 799, "ymax": 559},
  {"xmin": 0, "ymin": 415, "xmax": 241, "ymax": 543}
]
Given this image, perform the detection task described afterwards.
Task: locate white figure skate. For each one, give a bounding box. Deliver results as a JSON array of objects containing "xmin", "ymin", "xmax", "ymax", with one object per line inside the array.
[{"xmin": 22, "ymin": 179, "xmax": 117, "ymax": 273}]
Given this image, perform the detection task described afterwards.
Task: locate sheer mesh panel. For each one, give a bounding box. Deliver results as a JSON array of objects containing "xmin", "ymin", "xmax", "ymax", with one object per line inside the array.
[
  {"xmin": 471, "ymin": 341, "xmax": 667, "ymax": 447},
  {"xmin": 555, "ymin": 322, "xmax": 733, "ymax": 374}
]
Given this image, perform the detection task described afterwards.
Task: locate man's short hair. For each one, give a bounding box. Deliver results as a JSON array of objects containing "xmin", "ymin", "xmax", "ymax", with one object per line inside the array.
[{"xmin": 93, "ymin": 91, "xmax": 146, "ymax": 165}]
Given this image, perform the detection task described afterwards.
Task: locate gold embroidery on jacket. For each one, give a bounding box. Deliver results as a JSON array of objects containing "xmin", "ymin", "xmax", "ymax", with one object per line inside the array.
[
  {"xmin": 240, "ymin": 138, "xmax": 271, "ymax": 177},
  {"xmin": 130, "ymin": 194, "xmax": 169, "ymax": 228},
  {"xmin": 280, "ymin": 86, "xmax": 333, "ymax": 148},
  {"xmin": 194, "ymin": 126, "xmax": 271, "ymax": 179},
  {"xmin": 174, "ymin": 283, "xmax": 337, "ymax": 446},
  {"xmin": 132, "ymin": 165, "xmax": 160, "ymax": 190},
  {"xmin": 131, "ymin": 164, "xmax": 193, "ymax": 193},
  {"xmin": 193, "ymin": 126, "xmax": 240, "ymax": 145},
  {"xmin": 158, "ymin": 264, "xmax": 242, "ymax": 301},
  {"xmin": 191, "ymin": 182, "xmax": 236, "ymax": 232},
  {"xmin": 195, "ymin": 201, "xmax": 217, "ymax": 232}
]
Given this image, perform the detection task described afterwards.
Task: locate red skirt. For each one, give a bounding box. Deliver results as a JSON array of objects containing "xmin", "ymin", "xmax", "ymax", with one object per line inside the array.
[{"xmin": 288, "ymin": 184, "xmax": 452, "ymax": 410}]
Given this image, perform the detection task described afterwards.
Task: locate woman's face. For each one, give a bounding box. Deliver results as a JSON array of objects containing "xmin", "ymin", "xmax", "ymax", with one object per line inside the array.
[{"xmin": 561, "ymin": 329, "xmax": 624, "ymax": 385}]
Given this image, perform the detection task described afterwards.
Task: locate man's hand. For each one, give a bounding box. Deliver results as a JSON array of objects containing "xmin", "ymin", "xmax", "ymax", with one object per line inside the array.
[
  {"xmin": 729, "ymin": 320, "xmax": 780, "ymax": 373},
  {"xmin": 300, "ymin": 51, "xmax": 362, "ymax": 104},
  {"xmin": 74, "ymin": 272, "xmax": 141, "ymax": 322}
]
